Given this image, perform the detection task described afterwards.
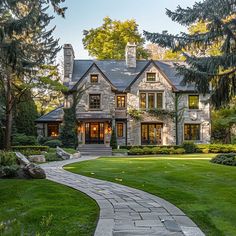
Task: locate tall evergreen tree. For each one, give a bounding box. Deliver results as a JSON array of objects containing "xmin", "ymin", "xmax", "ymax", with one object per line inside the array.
[
  {"xmin": 0, "ymin": 0, "xmax": 67, "ymax": 149},
  {"xmin": 15, "ymin": 90, "xmax": 38, "ymax": 136},
  {"xmin": 144, "ymin": 0, "xmax": 236, "ymax": 108}
]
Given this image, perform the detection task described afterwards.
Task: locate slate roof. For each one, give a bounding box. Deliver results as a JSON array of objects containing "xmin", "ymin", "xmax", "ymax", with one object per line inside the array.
[
  {"xmin": 70, "ymin": 59, "xmax": 195, "ymax": 91},
  {"xmin": 36, "ymin": 106, "xmax": 64, "ymax": 123}
]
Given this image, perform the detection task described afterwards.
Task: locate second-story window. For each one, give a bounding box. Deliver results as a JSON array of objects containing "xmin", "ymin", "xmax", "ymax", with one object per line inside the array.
[
  {"xmin": 189, "ymin": 95, "xmax": 199, "ymax": 109},
  {"xmin": 89, "ymin": 94, "xmax": 101, "ymax": 109},
  {"xmin": 146, "ymin": 73, "xmax": 156, "ymax": 82},
  {"xmin": 140, "ymin": 92, "xmax": 163, "ymax": 110},
  {"xmin": 117, "ymin": 96, "xmax": 126, "ymax": 108},
  {"xmin": 140, "ymin": 93, "xmax": 146, "ymax": 109},
  {"xmin": 90, "ymin": 74, "xmax": 98, "ymax": 83}
]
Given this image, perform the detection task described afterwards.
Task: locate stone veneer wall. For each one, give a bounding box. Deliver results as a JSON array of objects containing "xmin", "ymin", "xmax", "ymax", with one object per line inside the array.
[
  {"xmin": 127, "ymin": 63, "xmax": 176, "ymax": 146},
  {"xmin": 176, "ymin": 93, "xmax": 211, "ymax": 144}
]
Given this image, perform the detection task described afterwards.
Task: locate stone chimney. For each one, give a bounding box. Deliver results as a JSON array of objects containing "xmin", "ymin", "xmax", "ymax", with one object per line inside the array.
[
  {"xmin": 63, "ymin": 44, "xmax": 75, "ymax": 84},
  {"xmin": 125, "ymin": 43, "xmax": 137, "ymax": 68}
]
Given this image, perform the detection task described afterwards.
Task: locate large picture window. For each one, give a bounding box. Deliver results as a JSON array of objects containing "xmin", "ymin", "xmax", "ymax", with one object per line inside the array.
[
  {"xmin": 189, "ymin": 95, "xmax": 199, "ymax": 109},
  {"xmin": 184, "ymin": 124, "xmax": 200, "ymax": 141},
  {"xmin": 89, "ymin": 94, "xmax": 101, "ymax": 109},
  {"xmin": 141, "ymin": 123, "xmax": 162, "ymax": 145}
]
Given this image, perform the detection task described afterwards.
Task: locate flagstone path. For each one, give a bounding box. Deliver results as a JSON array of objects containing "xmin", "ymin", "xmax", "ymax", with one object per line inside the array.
[{"xmin": 41, "ymin": 157, "xmax": 205, "ymax": 236}]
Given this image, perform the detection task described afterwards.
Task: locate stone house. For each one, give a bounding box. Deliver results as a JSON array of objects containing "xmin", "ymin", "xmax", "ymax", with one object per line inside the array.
[{"xmin": 36, "ymin": 43, "xmax": 211, "ymax": 149}]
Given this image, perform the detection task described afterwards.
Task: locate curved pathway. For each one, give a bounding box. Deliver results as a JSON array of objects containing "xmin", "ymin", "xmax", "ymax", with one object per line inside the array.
[{"xmin": 41, "ymin": 157, "xmax": 205, "ymax": 236}]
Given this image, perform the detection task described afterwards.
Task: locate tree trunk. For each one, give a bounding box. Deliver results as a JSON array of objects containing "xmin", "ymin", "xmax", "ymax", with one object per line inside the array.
[{"xmin": 4, "ymin": 75, "xmax": 13, "ymax": 150}]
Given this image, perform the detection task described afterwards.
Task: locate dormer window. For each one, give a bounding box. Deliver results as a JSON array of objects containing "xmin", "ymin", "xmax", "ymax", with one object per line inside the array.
[
  {"xmin": 90, "ymin": 74, "xmax": 98, "ymax": 83},
  {"xmin": 146, "ymin": 73, "xmax": 156, "ymax": 82},
  {"xmin": 117, "ymin": 96, "xmax": 126, "ymax": 108}
]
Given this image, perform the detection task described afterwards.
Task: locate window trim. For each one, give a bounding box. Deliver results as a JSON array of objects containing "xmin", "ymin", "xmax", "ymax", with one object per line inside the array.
[
  {"xmin": 90, "ymin": 74, "xmax": 99, "ymax": 84},
  {"xmin": 146, "ymin": 72, "xmax": 157, "ymax": 82},
  {"xmin": 116, "ymin": 122, "xmax": 124, "ymax": 138},
  {"xmin": 188, "ymin": 95, "xmax": 199, "ymax": 110},
  {"xmin": 183, "ymin": 123, "xmax": 201, "ymax": 141},
  {"xmin": 116, "ymin": 95, "xmax": 126, "ymax": 108},
  {"xmin": 89, "ymin": 94, "xmax": 101, "ymax": 110}
]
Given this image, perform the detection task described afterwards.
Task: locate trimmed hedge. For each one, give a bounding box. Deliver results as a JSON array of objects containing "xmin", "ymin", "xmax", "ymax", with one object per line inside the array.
[
  {"xmin": 11, "ymin": 146, "xmax": 49, "ymax": 156},
  {"xmin": 12, "ymin": 133, "xmax": 37, "ymax": 146},
  {"xmin": 129, "ymin": 146, "xmax": 185, "ymax": 155},
  {"xmin": 128, "ymin": 144, "xmax": 236, "ymax": 155},
  {"xmin": 211, "ymin": 153, "xmax": 236, "ymax": 166}
]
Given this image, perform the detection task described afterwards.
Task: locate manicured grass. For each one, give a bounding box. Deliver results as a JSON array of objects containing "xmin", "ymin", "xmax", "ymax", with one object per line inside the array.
[
  {"xmin": 65, "ymin": 154, "xmax": 236, "ymax": 236},
  {"xmin": 0, "ymin": 179, "xmax": 99, "ymax": 236}
]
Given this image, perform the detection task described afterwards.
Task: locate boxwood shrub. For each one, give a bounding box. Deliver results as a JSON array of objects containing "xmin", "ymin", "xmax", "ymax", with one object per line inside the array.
[
  {"xmin": 211, "ymin": 153, "xmax": 236, "ymax": 166},
  {"xmin": 44, "ymin": 139, "xmax": 62, "ymax": 148}
]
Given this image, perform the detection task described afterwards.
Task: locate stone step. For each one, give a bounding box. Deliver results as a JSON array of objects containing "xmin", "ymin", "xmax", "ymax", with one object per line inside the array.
[{"xmin": 80, "ymin": 152, "xmax": 112, "ymax": 156}]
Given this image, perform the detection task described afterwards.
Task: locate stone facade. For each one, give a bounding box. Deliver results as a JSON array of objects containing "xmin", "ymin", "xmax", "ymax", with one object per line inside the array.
[{"xmin": 36, "ymin": 43, "xmax": 211, "ymax": 146}]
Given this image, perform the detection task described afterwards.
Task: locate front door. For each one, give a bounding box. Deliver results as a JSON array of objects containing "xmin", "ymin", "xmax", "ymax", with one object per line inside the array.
[
  {"xmin": 141, "ymin": 123, "xmax": 162, "ymax": 145},
  {"xmin": 85, "ymin": 122, "xmax": 104, "ymax": 144}
]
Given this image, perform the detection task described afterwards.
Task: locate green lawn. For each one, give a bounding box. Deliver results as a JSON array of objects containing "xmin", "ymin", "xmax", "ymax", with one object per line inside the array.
[
  {"xmin": 65, "ymin": 154, "xmax": 236, "ymax": 236},
  {"xmin": 0, "ymin": 179, "xmax": 99, "ymax": 236}
]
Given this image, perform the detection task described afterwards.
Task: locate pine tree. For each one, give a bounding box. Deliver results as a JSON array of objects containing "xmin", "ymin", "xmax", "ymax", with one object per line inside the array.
[
  {"xmin": 15, "ymin": 91, "xmax": 38, "ymax": 136},
  {"xmin": 0, "ymin": 0, "xmax": 67, "ymax": 149},
  {"xmin": 144, "ymin": 0, "xmax": 236, "ymax": 108}
]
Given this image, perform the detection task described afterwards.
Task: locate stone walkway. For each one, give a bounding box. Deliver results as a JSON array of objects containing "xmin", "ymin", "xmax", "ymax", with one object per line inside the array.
[{"xmin": 41, "ymin": 157, "xmax": 205, "ymax": 236}]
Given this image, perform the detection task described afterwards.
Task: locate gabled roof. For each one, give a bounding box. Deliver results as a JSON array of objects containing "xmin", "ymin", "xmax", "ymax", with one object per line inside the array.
[
  {"xmin": 36, "ymin": 106, "xmax": 64, "ymax": 123},
  {"xmin": 69, "ymin": 59, "xmax": 195, "ymax": 91}
]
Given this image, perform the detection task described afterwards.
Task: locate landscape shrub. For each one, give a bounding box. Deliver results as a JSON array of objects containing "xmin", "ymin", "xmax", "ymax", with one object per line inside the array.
[
  {"xmin": 174, "ymin": 148, "xmax": 186, "ymax": 154},
  {"xmin": 129, "ymin": 148, "xmax": 144, "ymax": 155},
  {"xmin": 11, "ymin": 146, "xmax": 49, "ymax": 152},
  {"xmin": 211, "ymin": 153, "xmax": 236, "ymax": 166},
  {"xmin": 181, "ymin": 141, "xmax": 197, "ymax": 153},
  {"xmin": 44, "ymin": 139, "xmax": 62, "ymax": 148},
  {"xmin": 197, "ymin": 144, "xmax": 236, "ymax": 153},
  {"xmin": 0, "ymin": 165, "xmax": 19, "ymax": 177},
  {"xmin": 12, "ymin": 133, "xmax": 37, "ymax": 146},
  {"xmin": 0, "ymin": 151, "xmax": 19, "ymax": 178},
  {"xmin": 0, "ymin": 151, "xmax": 17, "ymax": 166}
]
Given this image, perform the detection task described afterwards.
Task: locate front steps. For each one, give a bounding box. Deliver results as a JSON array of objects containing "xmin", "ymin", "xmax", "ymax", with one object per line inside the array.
[{"xmin": 78, "ymin": 144, "xmax": 112, "ymax": 156}]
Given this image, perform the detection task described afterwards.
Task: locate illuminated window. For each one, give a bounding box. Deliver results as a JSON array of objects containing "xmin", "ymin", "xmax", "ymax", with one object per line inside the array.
[
  {"xmin": 184, "ymin": 124, "xmax": 200, "ymax": 140},
  {"xmin": 90, "ymin": 74, "xmax": 98, "ymax": 83},
  {"xmin": 140, "ymin": 93, "xmax": 146, "ymax": 109},
  {"xmin": 189, "ymin": 95, "xmax": 199, "ymax": 109},
  {"xmin": 140, "ymin": 92, "xmax": 163, "ymax": 109},
  {"xmin": 117, "ymin": 96, "xmax": 126, "ymax": 108},
  {"xmin": 89, "ymin": 94, "xmax": 101, "ymax": 109},
  {"xmin": 48, "ymin": 124, "xmax": 59, "ymax": 137},
  {"xmin": 117, "ymin": 123, "xmax": 124, "ymax": 137},
  {"xmin": 146, "ymin": 73, "xmax": 156, "ymax": 82},
  {"xmin": 148, "ymin": 93, "xmax": 155, "ymax": 109}
]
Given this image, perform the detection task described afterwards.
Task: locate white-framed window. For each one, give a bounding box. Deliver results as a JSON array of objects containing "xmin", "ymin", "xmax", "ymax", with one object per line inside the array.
[{"xmin": 139, "ymin": 92, "xmax": 163, "ymax": 110}]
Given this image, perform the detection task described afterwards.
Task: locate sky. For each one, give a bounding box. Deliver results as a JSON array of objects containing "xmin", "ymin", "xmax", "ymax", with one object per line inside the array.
[{"xmin": 51, "ymin": 0, "xmax": 197, "ymax": 60}]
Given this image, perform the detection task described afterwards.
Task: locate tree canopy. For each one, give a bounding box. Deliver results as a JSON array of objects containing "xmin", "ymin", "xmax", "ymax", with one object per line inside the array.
[
  {"xmin": 0, "ymin": 0, "xmax": 67, "ymax": 149},
  {"xmin": 83, "ymin": 17, "xmax": 149, "ymax": 60},
  {"xmin": 144, "ymin": 0, "xmax": 236, "ymax": 108}
]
